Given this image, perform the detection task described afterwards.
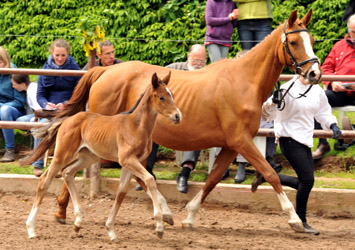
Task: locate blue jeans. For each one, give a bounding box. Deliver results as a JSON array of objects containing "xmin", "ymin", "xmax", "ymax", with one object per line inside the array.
[
  {"xmin": 32, "ymin": 117, "xmax": 49, "ymax": 169},
  {"xmin": 0, "ymin": 104, "xmax": 25, "ymax": 149},
  {"xmin": 237, "ymin": 18, "xmax": 272, "ymax": 50},
  {"xmin": 207, "ymin": 43, "xmax": 230, "ymax": 63}
]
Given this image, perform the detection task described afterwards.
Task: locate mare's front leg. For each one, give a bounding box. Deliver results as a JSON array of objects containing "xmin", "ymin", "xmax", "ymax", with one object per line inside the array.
[
  {"xmin": 182, "ymin": 148, "xmax": 237, "ymax": 228},
  {"xmin": 26, "ymin": 164, "xmax": 64, "ymax": 238},
  {"xmin": 237, "ymin": 139, "xmax": 304, "ymax": 232},
  {"xmin": 105, "ymin": 168, "xmax": 132, "ymax": 241},
  {"xmin": 63, "ymin": 148, "xmax": 99, "ymax": 232}
]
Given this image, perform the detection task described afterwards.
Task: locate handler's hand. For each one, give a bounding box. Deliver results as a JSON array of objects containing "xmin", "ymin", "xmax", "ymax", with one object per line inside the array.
[
  {"xmin": 330, "ymin": 123, "xmax": 341, "ymax": 139},
  {"xmin": 331, "ymin": 81, "xmax": 347, "ymax": 92}
]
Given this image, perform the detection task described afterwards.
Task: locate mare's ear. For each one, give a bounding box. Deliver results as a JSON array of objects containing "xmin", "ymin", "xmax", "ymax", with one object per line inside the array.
[
  {"xmin": 152, "ymin": 72, "xmax": 159, "ymax": 89},
  {"xmin": 162, "ymin": 71, "xmax": 171, "ymax": 85},
  {"xmin": 301, "ymin": 9, "xmax": 312, "ymax": 27},
  {"xmin": 288, "ymin": 9, "xmax": 298, "ymax": 27}
]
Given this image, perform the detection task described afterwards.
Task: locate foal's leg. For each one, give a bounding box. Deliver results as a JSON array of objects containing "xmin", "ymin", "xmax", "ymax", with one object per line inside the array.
[
  {"xmin": 62, "ymin": 148, "xmax": 99, "ymax": 232},
  {"xmin": 182, "ymin": 148, "xmax": 237, "ymax": 228},
  {"xmin": 54, "ymin": 180, "xmax": 71, "ymax": 224},
  {"xmin": 133, "ymin": 176, "xmax": 174, "ymax": 226},
  {"xmin": 122, "ymin": 157, "xmax": 164, "ymax": 238},
  {"xmin": 26, "ymin": 163, "xmax": 64, "ymax": 238},
  {"xmin": 105, "ymin": 168, "xmax": 132, "ymax": 241},
  {"xmin": 237, "ymin": 139, "xmax": 303, "ymax": 232}
]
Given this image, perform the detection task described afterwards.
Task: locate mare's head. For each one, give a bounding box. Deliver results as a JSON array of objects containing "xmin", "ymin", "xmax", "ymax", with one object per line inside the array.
[
  {"xmin": 151, "ymin": 72, "xmax": 182, "ymax": 124},
  {"xmin": 278, "ymin": 9, "xmax": 322, "ymax": 85}
]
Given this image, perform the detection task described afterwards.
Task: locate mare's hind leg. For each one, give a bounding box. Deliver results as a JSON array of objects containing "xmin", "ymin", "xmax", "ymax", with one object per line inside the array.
[
  {"xmin": 62, "ymin": 148, "xmax": 99, "ymax": 232},
  {"xmin": 26, "ymin": 163, "xmax": 65, "ymax": 238},
  {"xmin": 54, "ymin": 180, "xmax": 71, "ymax": 224},
  {"xmin": 182, "ymin": 148, "xmax": 237, "ymax": 228},
  {"xmin": 121, "ymin": 156, "xmax": 164, "ymax": 238},
  {"xmin": 105, "ymin": 168, "xmax": 132, "ymax": 241},
  {"xmin": 237, "ymin": 139, "xmax": 303, "ymax": 232}
]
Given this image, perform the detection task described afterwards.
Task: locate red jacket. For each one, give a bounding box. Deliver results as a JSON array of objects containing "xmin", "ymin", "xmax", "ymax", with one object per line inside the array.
[{"xmin": 321, "ymin": 34, "xmax": 355, "ymax": 97}]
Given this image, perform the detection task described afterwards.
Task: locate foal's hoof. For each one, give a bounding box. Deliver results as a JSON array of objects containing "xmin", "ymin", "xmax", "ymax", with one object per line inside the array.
[
  {"xmin": 288, "ymin": 220, "xmax": 304, "ymax": 233},
  {"xmin": 74, "ymin": 225, "xmax": 82, "ymax": 233},
  {"xmin": 181, "ymin": 220, "xmax": 193, "ymax": 229},
  {"xmin": 163, "ymin": 214, "xmax": 174, "ymax": 226},
  {"xmin": 156, "ymin": 231, "xmax": 164, "ymax": 239}
]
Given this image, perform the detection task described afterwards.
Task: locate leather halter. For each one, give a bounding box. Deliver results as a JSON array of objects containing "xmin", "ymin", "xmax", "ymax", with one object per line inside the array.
[{"xmin": 282, "ymin": 21, "xmax": 320, "ymax": 78}]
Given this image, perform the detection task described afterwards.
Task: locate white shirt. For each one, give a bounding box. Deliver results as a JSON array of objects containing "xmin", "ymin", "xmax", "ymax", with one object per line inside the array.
[
  {"xmin": 262, "ymin": 76, "xmax": 338, "ymax": 148},
  {"xmin": 26, "ymin": 82, "xmax": 41, "ymax": 114}
]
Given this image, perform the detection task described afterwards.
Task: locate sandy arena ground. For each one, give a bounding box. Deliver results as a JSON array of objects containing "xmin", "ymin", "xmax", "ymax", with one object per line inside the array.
[{"xmin": 0, "ymin": 190, "xmax": 354, "ymax": 250}]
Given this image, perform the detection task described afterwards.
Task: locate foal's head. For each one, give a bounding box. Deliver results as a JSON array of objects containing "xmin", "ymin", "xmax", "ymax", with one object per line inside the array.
[
  {"xmin": 278, "ymin": 9, "xmax": 322, "ymax": 85},
  {"xmin": 151, "ymin": 72, "xmax": 181, "ymax": 124}
]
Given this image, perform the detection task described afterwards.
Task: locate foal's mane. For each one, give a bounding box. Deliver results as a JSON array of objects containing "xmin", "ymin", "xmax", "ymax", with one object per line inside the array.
[{"xmin": 121, "ymin": 91, "xmax": 145, "ymax": 114}]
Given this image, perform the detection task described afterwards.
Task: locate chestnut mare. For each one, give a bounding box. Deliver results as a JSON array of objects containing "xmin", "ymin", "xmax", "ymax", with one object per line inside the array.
[
  {"xmin": 24, "ymin": 72, "xmax": 181, "ymax": 239},
  {"xmin": 28, "ymin": 9, "xmax": 321, "ymax": 235}
]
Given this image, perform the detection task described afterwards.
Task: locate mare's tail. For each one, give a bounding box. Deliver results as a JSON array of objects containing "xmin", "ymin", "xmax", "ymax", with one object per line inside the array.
[
  {"xmin": 19, "ymin": 117, "xmax": 67, "ymax": 166},
  {"xmin": 56, "ymin": 66, "xmax": 109, "ymax": 119}
]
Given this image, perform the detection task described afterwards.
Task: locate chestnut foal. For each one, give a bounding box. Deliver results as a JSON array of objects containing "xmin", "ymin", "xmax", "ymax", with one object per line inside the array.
[{"xmin": 25, "ymin": 72, "xmax": 181, "ymax": 240}]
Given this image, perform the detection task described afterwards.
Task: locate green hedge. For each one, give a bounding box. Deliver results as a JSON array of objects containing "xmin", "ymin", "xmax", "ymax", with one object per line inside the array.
[{"xmin": 0, "ymin": 0, "xmax": 350, "ymax": 69}]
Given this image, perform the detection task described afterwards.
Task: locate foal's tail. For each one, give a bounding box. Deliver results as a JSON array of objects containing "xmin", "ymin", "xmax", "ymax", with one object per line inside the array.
[
  {"xmin": 19, "ymin": 117, "xmax": 67, "ymax": 166},
  {"xmin": 56, "ymin": 66, "xmax": 109, "ymax": 119}
]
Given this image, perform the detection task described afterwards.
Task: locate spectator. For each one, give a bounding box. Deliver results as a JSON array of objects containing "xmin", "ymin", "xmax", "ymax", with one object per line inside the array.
[
  {"xmin": 135, "ymin": 44, "xmax": 207, "ymax": 193},
  {"xmin": 312, "ymin": 14, "xmax": 355, "ymax": 159},
  {"xmin": 204, "ymin": 0, "xmax": 238, "ymax": 63},
  {"xmin": 82, "ymin": 40, "xmax": 124, "ymax": 70},
  {"xmin": 252, "ymin": 75, "xmax": 341, "ymax": 235},
  {"xmin": 233, "ymin": 0, "xmax": 273, "ymax": 50},
  {"xmin": 0, "ymin": 47, "xmax": 26, "ymax": 162},
  {"xmin": 32, "ymin": 39, "xmax": 81, "ymax": 177}
]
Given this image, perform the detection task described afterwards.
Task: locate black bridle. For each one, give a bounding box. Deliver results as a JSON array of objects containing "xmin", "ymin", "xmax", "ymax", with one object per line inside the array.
[{"xmin": 274, "ymin": 22, "xmax": 322, "ymax": 111}]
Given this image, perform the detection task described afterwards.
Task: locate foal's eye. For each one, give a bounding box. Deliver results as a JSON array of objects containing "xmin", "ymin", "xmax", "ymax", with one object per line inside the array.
[
  {"xmin": 159, "ymin": 96, "xmax": 165, "ymax": 101},
  {"xmin": 290, "ymin": 41, "xmax": 297, "ymax": 46}
]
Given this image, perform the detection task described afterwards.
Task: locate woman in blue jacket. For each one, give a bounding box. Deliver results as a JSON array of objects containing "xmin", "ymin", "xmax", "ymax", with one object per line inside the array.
[
  {"xmin": 33, "ymin": 39, "xmax": 81, "ymax": 177},
  {"xmin": 0, "ymin": 46, "xmax": 26, "ymax": 162}
]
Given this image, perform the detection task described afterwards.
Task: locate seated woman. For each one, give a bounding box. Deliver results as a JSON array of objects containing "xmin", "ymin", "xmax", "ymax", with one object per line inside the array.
[
  {"xmin": 0, "ymin": 47, "xmax": 26, "ymax": 162},
  {"xmin": 32, "ymin": 39, "xmax": 81, "ymax": 177}
]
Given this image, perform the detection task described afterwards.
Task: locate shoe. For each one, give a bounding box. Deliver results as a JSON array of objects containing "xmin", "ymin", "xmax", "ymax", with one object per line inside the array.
[
  {"xmin": 0, "ymin": 148, "xmax": 16, "ymax": 162},
  {"xmin": 135, "ymin": 183, "xmax": 143, "ymax": 191},
  {"xmin": 312, "ymin": 144, "xmax": 330, "ymax": 160},
  {"xmin": 342, "ymin": 116, "xmax": 354, "ymax": 145},
  {"xmin": 302, "ymin": 222, "xmax": 320, "ymax": 235},
  {"xmin": 221, "ymin": 169, "xmax": 230, "ymax": 180},
  {"xmin": 266, "ymin": 157, "xmax": 283, "ymax": 173},
  {"xmin": 176, "ymin": 174, "xmax": 188, "ymax": 193},
  {"xmin": 33, "ymin": 167, "xmax": 44, "ymax": 177},
  {"xmin": 234, "ymin": 163, "xmax": 246, "ymax": 183},
  {"xmin": 251, "ymin": 171, "xmax": 265, "ymax": 193}
]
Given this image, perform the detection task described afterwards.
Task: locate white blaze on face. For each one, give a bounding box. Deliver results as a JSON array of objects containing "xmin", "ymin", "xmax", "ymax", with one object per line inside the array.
[{"xmin": 300, "ymin": 32, "xmax": 320, "ymax": 73}]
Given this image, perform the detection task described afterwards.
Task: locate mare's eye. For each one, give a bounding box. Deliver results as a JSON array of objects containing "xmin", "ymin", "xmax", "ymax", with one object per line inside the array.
[
  {"xmin": 290, "ymin": 41, "xmax": 297, "ymax": 46},
  {"xmin": 159, "ymin": 96, "xmax": 165, "ymax": 101}
]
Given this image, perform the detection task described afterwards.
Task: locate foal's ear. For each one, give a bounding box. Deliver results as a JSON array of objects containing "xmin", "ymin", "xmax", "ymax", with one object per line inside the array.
[
  {"xmin": 152, "ymin": 72, "xmax": 159, "ymax": 89},
  {"xmin": 301, "ymin": 9, "xmax": 312, "ymax": 27},
  {"xmin": 162, "ymin": 71, "xmax": 171, "ymax": 85},
  {"xmin": 288, "ymin": 9, "xmax": 298, "ymax": 27}
]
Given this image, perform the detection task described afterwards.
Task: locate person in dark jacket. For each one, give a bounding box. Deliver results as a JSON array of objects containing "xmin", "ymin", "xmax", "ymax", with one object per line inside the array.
[
  {"xmin": 0, "ymin": 46, "xmax": 26, "ymax": 162},
  {"xmin": 33, "ymin": 39, "xmax": 81, "ymax": 177},
  {"xmin": 204, "ymin": 0, "xmax": 238, "ymax": 63}
]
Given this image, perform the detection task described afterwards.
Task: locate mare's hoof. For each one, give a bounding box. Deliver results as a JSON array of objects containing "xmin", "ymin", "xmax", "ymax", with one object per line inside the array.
[
  {"xmin": 163, "ymin": 214, "xmax": 174, "ymax": 226},
  {"xmin": 54, "ymin": 215, "xmax": 66, "ymax": 224},
  {"xmin": 288, "ymin": 220, "xmax": 304, "ymax": 233},
  {"xmin": 156, "ymin": 231, "xmax": 164, "ymax": 239},
  {"xmin": 74, "ymin": 225, "xmax": 81, "ymax": 233}
]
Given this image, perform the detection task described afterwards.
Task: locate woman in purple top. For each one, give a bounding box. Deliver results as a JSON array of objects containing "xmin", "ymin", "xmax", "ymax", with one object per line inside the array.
[{"xmin": 204, "ymin": 0, "xmax": 238, "ymax": 63}]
